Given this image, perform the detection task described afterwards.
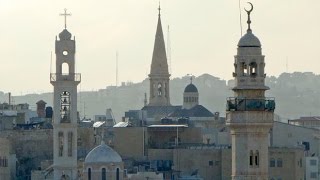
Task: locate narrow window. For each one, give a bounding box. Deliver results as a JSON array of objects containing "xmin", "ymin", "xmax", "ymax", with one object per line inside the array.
[
  {"xmin": 255, "ymin": 150, "xmax": 259, "ymax": 166},
  {"xmin": 116, "ymin": 168, "xmax": 120, "ymax": 180},
  {"xmin": 102, "ymin": 168, "xmax": 106, "ymax": 180},
  {"xmin": 157, "ymin": 83, "xmax": 162, "ymax": 96},
  {"xmin": 88, "ymin": 168, "xmax": 91, "ymax": 180},
  {"xmin": 68, "ymin": 132, "xmax": 73, "ymax": 157},
  {"xmin": 277, "ymin": 158, "xmax": 283, "ymax": 167},
  {"xmin": 249, "ymin": 150, "xmax": 253, "ymax": 166},
  {"xmin": 249, "ymin": 62, "xmax": 257, "ymax": 76},
  {"xmin": 58, "ymin": 132, "xmax": 64, "ymax": 157},
  {"xmin": 60, "ymin": 91, "xmax": 70, "ymax": 123}
]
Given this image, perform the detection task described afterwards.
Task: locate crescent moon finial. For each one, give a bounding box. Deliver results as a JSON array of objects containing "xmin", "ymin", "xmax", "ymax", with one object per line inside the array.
[
  {"xmin": 244, "ymin": 2, "xmax": 253, "ymax": 32},
  {"xmin": 245, "ymin": 2, "xmax": 253, "ymax": 13}
]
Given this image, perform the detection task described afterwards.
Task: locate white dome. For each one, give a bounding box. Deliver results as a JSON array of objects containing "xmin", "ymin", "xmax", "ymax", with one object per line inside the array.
[
  {"xmin": 238, "ymin": 31, "xmax": 261, "ymax": 47},
  {"xmin": 85, "ymin": 142, "xmax": 122, "ymax": 164}
]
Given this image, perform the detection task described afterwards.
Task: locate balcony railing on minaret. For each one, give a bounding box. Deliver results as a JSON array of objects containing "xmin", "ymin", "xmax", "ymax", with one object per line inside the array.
[
  {"xmin": 226, "ymin": 97, "xmax": 275, "ymax": 112},
  {"xmin": 50, "ymin": 73, "xmax": 81, "ymax": 83}
]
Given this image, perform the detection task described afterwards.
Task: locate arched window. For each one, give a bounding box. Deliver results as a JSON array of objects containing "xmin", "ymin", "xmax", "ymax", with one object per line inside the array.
[
  {"xmin": 249, "ymin": 62, "xmax": 257, "ymax": 76},
  {"xmin": 157, "ymin": 83, "xmax": 162, "ymax": 96},
  {"xmin": 58, "ymin": 132, "xmax": 64, "ymax": 157},
  {"xmin": 62, "ymin": 62, "xmax": 69, "ymax": 75},
  {"xmin": 60, "ymin": 91, "xmax": 70, "ymax": 123},
  {"xmin": 249, "ymin": 150, "xmax": 253, "ymax": 166},
  {"xmin": 116, "ymin": 168, "xmax": 120, "ymax": 180},
  {"xmin": 88, "ymin": 168, "xmax": 91, "ymax": 180},
  {"xmin": 241, "ymin": 62, "xmax": 248, "ymax": 76},
  {"xmin": 102, "ymin": 168, "xmax": 106, "ymax": 180}
]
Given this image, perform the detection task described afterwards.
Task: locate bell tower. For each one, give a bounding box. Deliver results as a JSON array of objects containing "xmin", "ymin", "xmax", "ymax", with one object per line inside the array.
[
  {"xmin": 50, "ymin": 9, "xmax": 80, "ymax": 180},
  {"xmin": 148, "ymin": 4, "xmax": 171, "ymax": 106},
  {"xmin": 226, "ymin": 3, "xmax": 275, "ymax": 180}
]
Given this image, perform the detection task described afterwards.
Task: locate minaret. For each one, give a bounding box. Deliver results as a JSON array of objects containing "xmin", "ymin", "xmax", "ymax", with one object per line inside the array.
[
  {"xmin": 148, "ymin": 4, "xmax": 171, "ymax": 106},
  {"xmin": 50, "ymin": 9, "xmax": 80, "ymax": 180},
  {"xmin": 226, "ymin": 3, "xmax": 275, "ymax": 180}
]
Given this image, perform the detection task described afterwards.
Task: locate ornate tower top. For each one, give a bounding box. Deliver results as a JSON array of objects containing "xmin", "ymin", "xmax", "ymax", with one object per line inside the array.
[{"xmin": 245, "ymin": 2, "xmax": 253, "ymax": 32}]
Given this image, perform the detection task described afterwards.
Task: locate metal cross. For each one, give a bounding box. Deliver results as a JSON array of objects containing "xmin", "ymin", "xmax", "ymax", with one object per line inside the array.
[{"xmin": 60, "ymin": 8, "xmax": 71, "ymax": 29}]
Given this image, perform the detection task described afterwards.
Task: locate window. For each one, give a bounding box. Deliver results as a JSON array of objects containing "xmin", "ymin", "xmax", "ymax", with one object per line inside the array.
[
  {"xmin": 88, "ymin": 168, "xmax": 91, "ymax": 180},
  {"xmin": 157, "ymin": 83, "xmax": 162, "ymax": 96},
  {"xmin": 102, "ymin": 168, "xmax": 106, "ymax": 180},
  {"xmin": 310, "ymin": 172, "xmax": 317, "ymax": 179},
  {"xmin": 249, "ymin": 62, "xmax": 257, "ymax": 76},
  {"xmin": 310, "ymin": 159, "xmax": 317, "ymax": 166},
  {"xmin": 63, "ymin": 50, "xmax": 68, "ymax": 56},
  {"xmin": 249, "ymin": 150, "xmax": 253, "ymax": 166},
  {"xmin": 277, "ymin": 158, "xmax": 282, "ymax": 167},
  {"xmin": 241, "ymin": 62, "xmax": 248, "ymax": 76},
  {"xmin": 255, "ymin": 150, "xmax": 259, "ymax": 166},
  {"xmin": 68, "ymin": 132, "xmax": 73, "ymax": 157},
  {"xmin": 270, "ymin": 158, "xmax": 275, "ymax": 167},
  {"xmin": 60, "ymin": 91, "xmax": 70, "ymax": 123},
  {"xmin": 62, "ymin": 62, "xmax": 69, "ymax": 75},
  {"xmin": 58, "ymin": 132, "xmax": 64, "ymax": 157},
  {"xmin": 208, "ymin": 161, "xmax": 213, "ymax": 166},
  {"xmin": 116, "ymin": 168, "xmax": 120, "ymax": 180}
]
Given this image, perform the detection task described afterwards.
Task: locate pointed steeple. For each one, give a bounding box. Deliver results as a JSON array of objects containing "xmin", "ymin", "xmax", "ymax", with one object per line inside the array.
[
  {"xmin": 148, "ymin": 4, "xmax": 171, "ymax": 106},
  {"xmin": 150, "ymin": 4, "xmax": 169, "ymax": 75}
]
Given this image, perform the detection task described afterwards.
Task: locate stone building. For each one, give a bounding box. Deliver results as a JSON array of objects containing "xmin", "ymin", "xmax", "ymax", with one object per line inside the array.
[
  {"xmin": 50, "ymin": 10, "xmax": 81, "ymax": 179},
  {"xmin": 226, "ymin": 4, "xmax": 275, "ymax": 179}
]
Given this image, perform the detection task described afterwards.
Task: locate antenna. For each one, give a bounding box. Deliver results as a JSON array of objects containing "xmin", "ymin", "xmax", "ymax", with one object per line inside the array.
[
  {"xmin": 286, "ymin": 56, "xmax": 288, "ymax": 73},
  {"xmin": 50, "ymin": 51, "xmax": 53, "ymax": 74},
  {"xmin": 167, "ymin": 25, "xmax": 172, "ymax": 74},
  {"xmin": 239, "ymin": 0, "xmax": 243, "ymax": 36},
  {"xmin": 116, "ymin": 51, "xmax": 119, "ymax": 86}
]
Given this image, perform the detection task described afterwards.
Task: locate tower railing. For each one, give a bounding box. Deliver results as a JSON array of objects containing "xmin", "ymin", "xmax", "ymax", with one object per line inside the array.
[
  {"xmin": 50, "ymin": 73, "xmax": 81, "ymax": 82},
  {"xmin": 226, "ymin": 97, "xmax": 275, "ymax": 112}
]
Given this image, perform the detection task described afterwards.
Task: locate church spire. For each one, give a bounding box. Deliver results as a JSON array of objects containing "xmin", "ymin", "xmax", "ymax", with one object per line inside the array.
[
  {"xmin": 150, "ymin": 4, "xmax": 169, "ymax": 75},
  {"xmin": 148, "ymin": 4, "xmax": 171, "ymax": 106}
]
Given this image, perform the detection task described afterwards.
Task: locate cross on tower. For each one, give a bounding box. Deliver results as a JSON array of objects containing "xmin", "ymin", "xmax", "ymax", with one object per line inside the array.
[{"xmin": 60, "ymin": 8, "xmax": 71, "ymax": 29}]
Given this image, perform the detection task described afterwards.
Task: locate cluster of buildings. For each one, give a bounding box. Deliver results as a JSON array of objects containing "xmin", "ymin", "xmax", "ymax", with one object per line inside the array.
[{"xmin": 0, "ymin": 3, "xmax": 319, "ymax": 180}]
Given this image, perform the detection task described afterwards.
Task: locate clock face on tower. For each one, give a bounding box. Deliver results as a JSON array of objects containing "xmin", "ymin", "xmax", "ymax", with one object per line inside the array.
[{"xmin": 63, "ymin": 50, "xmax": 68, "ymax": 56}]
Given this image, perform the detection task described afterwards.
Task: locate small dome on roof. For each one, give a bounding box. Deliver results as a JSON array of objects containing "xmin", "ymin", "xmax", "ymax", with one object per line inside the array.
[
  {"xmin": 238, "ymin": 31, "xmax": 261, "ymax": 47},
  {"xmin": 184, "ymin": 83, "xmax": 198, "ymax": 93},
  {"xmin": 85, "ymin": 141, "xmax": 122, "ymax": 164},
  {"xmin": 59, "ymin": 29, "xmax": 72, "ymax": 40}
]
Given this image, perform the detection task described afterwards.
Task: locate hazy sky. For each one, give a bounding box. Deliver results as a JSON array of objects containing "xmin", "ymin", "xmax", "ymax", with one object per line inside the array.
[{"xmin": 0, "ymin": 0, "xmax": 319, "ymax": 95}]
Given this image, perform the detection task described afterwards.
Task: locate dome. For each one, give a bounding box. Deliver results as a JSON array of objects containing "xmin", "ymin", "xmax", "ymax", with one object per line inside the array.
[
  {"xmin": 184, "ymin": 83, "xmax": 198, "ymax": 93},
  {"xmin": 85, "ymin": 142, "xmax": 122, "ymax": 164},
  {"xmin": 238, "ymin": 31, "xmax": 261, "ymax": 47},
  {"xmin": 59, "ymin": 29, "xmax": 72, "ymax": 40}
]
